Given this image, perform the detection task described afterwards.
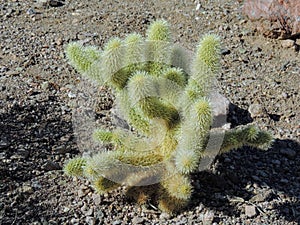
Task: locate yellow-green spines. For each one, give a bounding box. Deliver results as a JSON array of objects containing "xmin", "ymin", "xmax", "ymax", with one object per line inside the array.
[
  {"xmin": 64, "ymin": 157, "xmax": 86, "ymax": 177},
  {"xmin": 174, "ymin": 148, "xmax": 200, "ymax": 174},
  {"xmin": 113, "ymin": 151, "xmax": 163, "ymax": 167},
  {"xmin": 220, "ymin": 126, "xmax": 273, "ymax": 153},
  {"xmin": 83, "ymin": 163, "xmax": 99, "ymax": 179},
  {"xmin": 127, "ymin": 71, "xmax": 158, "ymax": 102},
  {"xmin": 128, "ymin": 108, "xmax": 150, "ymax": 134},
  {"xmin": 192, "ymin": 98, "xmax": 212, "ymax": 132},
  {"xmin": 66, "ymin": 42, "xmax": 100, "ymax": 75},
  {"xmin": 159, "ymin": 131, "xmax": 178, "ymax": 157},
  {"xmin": 162, "ymin": 174, "xmax": 192, "ymax": 200},
  {"xmin": 102, "ymin": 37, "xmax": 126, "ymax": 88},
  {"xmin": 146, "ymin": 20, "xmax": 172, "ymax": 67},
  {"xmin": 184, "ymin": 79, "xmax": 205, "ymax": 103},
  {"xmin": 93, "ymin": 129, "xmax": 114, "ymax": 143},
  {"xmin": 138, "ymin": 97, "xmax": 180, "ymax": 130},
  {"xmin": 146, "ymin": 19, "xmax": 171, "ymax": 42},
  {"xmin": 241, "ymin": 125, "xmax": 259, "ymax": 141},
  {"xmin": 162, "ymin": 67, "xmax": 187, "ymax": 87},
  {"xmin": 247, "ymin": 130, "xmax": 273, "ymax": 149},
  {"xmin": 158, "ymin": 186, "xmax": 189, "ymax": 213},
  {"xmin": 123, "ymin": 33, "xmax": 144, "ymax": 67},
  {"xmin": 93, "ymin": 176, "xmax": 120, "ymax": 194},
  {"xmin": 196, "ymin": 34, "xmax": 221, "ymax": 74}
]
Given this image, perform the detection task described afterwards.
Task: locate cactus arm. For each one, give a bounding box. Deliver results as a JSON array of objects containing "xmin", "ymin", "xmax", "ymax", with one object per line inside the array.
[
  {"xmin": 220, "ymin": 125, "xmax": 273, "ymax": 153},
  {"xmin": 63, "ymin": 157, "xmax": 87, "ymax": 177},
  {"xmin": 66, "ymin": 42, "xmax": 101, "ymax": 78}
]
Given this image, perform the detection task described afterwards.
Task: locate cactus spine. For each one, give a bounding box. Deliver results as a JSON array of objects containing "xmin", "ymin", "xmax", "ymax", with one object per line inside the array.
[{"xmin": 64, "ymin": 20, "xmax": 273, "ymax": 213}]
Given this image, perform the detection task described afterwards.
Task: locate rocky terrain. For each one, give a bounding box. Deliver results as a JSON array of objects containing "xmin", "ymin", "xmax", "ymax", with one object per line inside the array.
[{"xmin": 0, "ymin": 0, "xmax": 299, "ymax": 224}]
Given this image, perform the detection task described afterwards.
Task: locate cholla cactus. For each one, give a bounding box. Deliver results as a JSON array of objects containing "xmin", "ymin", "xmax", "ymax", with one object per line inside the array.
[{"xmin": 64, "ymin": 20, "xmax": 272, "ymax": 213}]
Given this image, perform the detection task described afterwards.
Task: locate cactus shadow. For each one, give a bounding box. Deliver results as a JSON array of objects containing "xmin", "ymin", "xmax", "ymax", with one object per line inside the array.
[
  {"xmin": 187, "ymin": 102, "xmax": 299, "ymax": 222},
  {"xmin": 227, "ymin": 102, "xmax": 253, "ymax": 127},
  {"xmin": 0, "ymin": 96, "xmax": 79, "ymax": 224},
  {"xmin": 189, "ymin": 138, "xmax": 300, "ymax": 223}
]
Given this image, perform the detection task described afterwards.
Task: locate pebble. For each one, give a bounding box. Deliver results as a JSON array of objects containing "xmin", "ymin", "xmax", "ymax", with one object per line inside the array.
[
  {"xmin": 85, "ymin": 208, "xmax": 94, "ymax": 216},
  {"xmin": 0, "ymin": 139, "xmax": 9, "ymax": 149},
  {"xmin": 245, "ymin": 205, "xmax": 256, "ymax": 217},
  {"xmin": 248, "ymin": 103, "xmax": 264, "ymax": 117},
  {"xmin": 92, "ymin": 193, "xmax": 101, "ymax": 205},
  {"xmin": 49, "ymin": 0, "xmax": 64, "ymax": 7},
  {"xmin": 63, "ymin": 206, "xmax": 70, "ymax": 213},
  {"xmin": 112, "ymin": 220, "xmax": 122, "ymax": 225},
  {"xmin": 70, "ymin": 218, "xmax": 80, "ymax": 224},
  {"xmin": 251, "ymin": 175, "xmax": 261, "ymax": 182},
  {"xmin": 85, "ymin": 216, "xmax": 96, "ymax": 225},
  {"xmin": 77, "ymin": 189, "xmax": 87, "ymax": 198},
  {"xmin": 132, "ymin": 217, "xmax": 144, "ymax": 224},
  {"xmin": 22, "ymin": 184, "xmax": 33, "ymax": 194},
  {"xmin": 160, "ymin": 212, "xmax": 171, "ymax": 220},
  {"xmin": 42, "ymin": 161, "xmax": 61, "ymax": 171},
  {"xmin": 279, "ymin": 148, "xmax": 296, "ymax": 159},
  {"xmin": 250, "ymin": 190, "xmax": 273, "ymax": 203},
  {"xmin": 68, "ymin": 92, "xmax": 77, "ymax": 98},
  {"xmin": 26, "ymin": 8, "xmax": 36, "ymax": 15},
  {"xmin": 281, "ymin": 39, "xmax": 295, "ymax": 48}
]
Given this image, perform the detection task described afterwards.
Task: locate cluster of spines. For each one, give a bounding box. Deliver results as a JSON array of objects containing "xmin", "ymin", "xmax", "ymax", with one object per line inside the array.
[
  {"xmin": 64, "ymin": 19, "xmax": 273, "ymax": 213},
  {"xmin": 220, "ymin": 125, "xmax": 273, "ymax": 152}
]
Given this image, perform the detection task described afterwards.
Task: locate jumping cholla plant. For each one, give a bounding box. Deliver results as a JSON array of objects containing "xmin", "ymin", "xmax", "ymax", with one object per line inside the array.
[{"xmin": 64, "ymin": 20, "xmax": 273, "ymax": 213}]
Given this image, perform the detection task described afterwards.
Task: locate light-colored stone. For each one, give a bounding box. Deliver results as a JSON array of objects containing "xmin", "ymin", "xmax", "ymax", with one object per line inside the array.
[
  {"xmin": 245, "ymin": 205, "xmax": 256, "ymax": 217},
  {"xmin": 281, "ymin": 39, "xmax": 295, "ymax": 48},
  {"xmin": 248, "ymin": 103, "xmax": 264, "ymax": 117}
]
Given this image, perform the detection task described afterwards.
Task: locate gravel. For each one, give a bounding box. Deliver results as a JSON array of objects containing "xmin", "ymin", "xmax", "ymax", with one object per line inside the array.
[{"xmin": 0, "ymin": 0, "xmax": 299, "ymax": 224}]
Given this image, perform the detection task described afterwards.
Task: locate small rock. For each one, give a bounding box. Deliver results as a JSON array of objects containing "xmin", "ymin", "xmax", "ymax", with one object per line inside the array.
[
  {"xmin": 84, "ymin": 208, "xmax": 94, "ymax": 216},
  {"xmin": 92, "ymin": 193, "xmax": 101, "ymax": 205},
  {"xmin": 250, "ymin": 190, "xmax": 273, "ymax": 202},
  {"xmin": 281, "ymin": 39, "xmax": 295, "ymax": 48},
  {"xmin": 251, "ymin": 175, "xmax": 261, "ymax": 182},
  {"xmin": 245, "ymin": 205, "xmax": 256, "ymax": 217},
  {"xmin": 224, "ymin": 157, "xmax": 231, "ymax": 163},
  {"xmin": 280, "ymin": 178, "xmax": 289, "ymax": 184},
  {"xmin": 63, "ymin": 207, "xmax": 70, "ymax": 213},
  {"xmin": 42, "ymin": 161, "xmax": 61, "ymax": 171},
  {"xmin": 221, "ymin": 48, "xmax": 231, "ymax": 55},
  {"xmin": 26, "ymin": 8, "xmax": 36, "ymax": 15},
  {"xmin": 160, "ymin": 212, "xmax": 171, "ymax": 220},
  {"xmin": 112, "ymin": 220, "xmax": 122, "ymax": 225},
  {"xmin": 271, "ymin": 159, "xmax": 281, "ymax": 165},
  {"xmin": 0, "ymin": 139, "xmax": 9, "ymax": 149},
  {"xmin": 132, "ymin": 217, "xmax": 144, "ymax": 224},
  {"xmin": 203, "ymin": 211, "xmax": 214, "ymax": 223},
  {"xmin": 17, "ymin": 149, "xmax": 30, "ymax": 159},
  {"xmin": 55, "ymin": 37, "xmax": 63, "ymax": 46},
  {"xmin": 85, "ymin": 216, "xmax": 96, "ymax": 225},
  {"xmin": 77, "ymin": 189, "xmax": 86, "ymax": 198},
  {"xmin": 53, "ymin": 145, "xmax": 70, "ymax": 154},
  {"xmin": 41, "ymin": 81, "xmax": 49, "ymax": 90},
  {"xmin": 248, "ymin": 103, "xmax": 264, "ymax": 117},
  {"xmin": 68, "ymin": 92, "xmax": 76, "ymax": 98},
  {"xmin": 280, "ymin": 148, "xmax": 296, "ymax": 159},
  {"xmin": 49, "ymin": 0, "xmax": 64, "ymax": 7},
  {"xmin": 70, "ymin": 218, "xmax": 79, "ymax": 224},
  {"xmin": 22, "ymin": 185, "xmax": 33, "ymax": 194}
]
